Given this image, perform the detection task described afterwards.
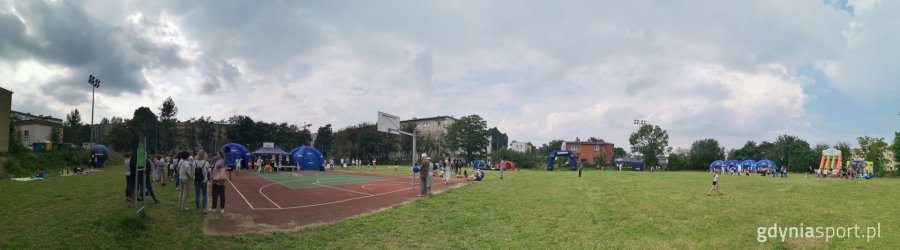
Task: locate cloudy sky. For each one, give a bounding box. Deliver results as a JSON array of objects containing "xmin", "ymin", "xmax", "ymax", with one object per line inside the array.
[{"xmin": 2, "ymin": 0, "xmax": 897, "ymax": 150}]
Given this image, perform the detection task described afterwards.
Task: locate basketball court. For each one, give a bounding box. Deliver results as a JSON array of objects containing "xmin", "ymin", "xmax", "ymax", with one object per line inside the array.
[{"xmin": 204, "ymin": 170, "xmax": 467, "ymax": 235}]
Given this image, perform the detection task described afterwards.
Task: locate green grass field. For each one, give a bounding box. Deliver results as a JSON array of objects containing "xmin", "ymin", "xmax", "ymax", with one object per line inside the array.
[{"xmin": 1, "ymin": 165, "xmax": 897, "ymax": 249}]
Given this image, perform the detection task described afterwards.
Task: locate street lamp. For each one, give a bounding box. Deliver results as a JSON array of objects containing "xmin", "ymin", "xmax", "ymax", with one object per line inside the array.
[
  {"xmin": 633, "ymin": 119, "xmax": 646, "ymax": 125},
  {"xmin": 88, "ymin": 75, "xmax": 101, "ymax": 145}
]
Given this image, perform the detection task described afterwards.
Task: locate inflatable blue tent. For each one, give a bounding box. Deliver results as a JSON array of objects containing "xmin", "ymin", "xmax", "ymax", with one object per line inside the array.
[
  {"xmin": 219, "ymin": 143, "xmax": 251, "ymax": 170},
  {"xmin": 290, "ymin": 146, "xmax": 324, "ymax": 171},
  {"xmin": 725, "ymin": 160, "xmax": 741, "ymax": 171},
  {"xmin": 741, "ymin": 160, "xmax": 756, "ymax": 172},
  {"xmin": 89, "ymin": 144, "xmax": 110, "ymax": 168},
  {"xmin": 546, "ymin": 150, "xmax": 577, "ymax": 171},
  {"xmin": 754, "ymin": 160, "xmax": 776, "ymax": 171},
  {"xmin": 709, "ymin": 160, "xmax": 725, "ymax": 171}
]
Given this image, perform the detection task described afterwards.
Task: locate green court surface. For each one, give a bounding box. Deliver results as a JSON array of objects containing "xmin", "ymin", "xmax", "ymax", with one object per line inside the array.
[{"xmin": 256, "ymin": 172, "xmax": 389, "ymax": 189}]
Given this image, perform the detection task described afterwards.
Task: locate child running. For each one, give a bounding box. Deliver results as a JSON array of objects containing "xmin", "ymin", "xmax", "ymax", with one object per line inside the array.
[{"xmin": 707, "ymin": 170, "xmax": 721, "ymax": 196}]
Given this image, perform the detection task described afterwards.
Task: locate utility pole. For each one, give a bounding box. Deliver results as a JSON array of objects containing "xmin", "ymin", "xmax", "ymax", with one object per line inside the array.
[{"xmin": 88, "ymin": 75, "xmax": 101, "ymax": 145}]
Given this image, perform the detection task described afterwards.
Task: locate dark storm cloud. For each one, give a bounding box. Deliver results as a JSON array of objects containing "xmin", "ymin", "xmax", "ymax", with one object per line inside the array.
[{"xmin": 0, "ymin": 1, "xmax": 191, "ymax": 102}]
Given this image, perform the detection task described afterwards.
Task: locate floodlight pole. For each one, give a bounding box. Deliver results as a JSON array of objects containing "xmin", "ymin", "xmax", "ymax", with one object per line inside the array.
[{"xmin": 88, "ymin": 75, "xmax": 101, "ymax": 145}]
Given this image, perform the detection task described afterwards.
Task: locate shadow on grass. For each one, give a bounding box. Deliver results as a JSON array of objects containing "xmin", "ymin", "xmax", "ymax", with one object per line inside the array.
[{"xmin": 113, "ymin": 212, "xmax": 149, "ymax": 240}]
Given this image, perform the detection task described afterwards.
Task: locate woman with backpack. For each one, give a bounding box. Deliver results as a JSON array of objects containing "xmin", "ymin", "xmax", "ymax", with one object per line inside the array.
[
  {"xmin": 177, "ymin": 151, "xmax": 193, "ymax": 211},
  {"xmin": 194, "ymin": 150, "xmax": 211, "ymax": 213},
  {"xmin": 211, "ymin": 151, "xmax": 228, "ymax": 213}
]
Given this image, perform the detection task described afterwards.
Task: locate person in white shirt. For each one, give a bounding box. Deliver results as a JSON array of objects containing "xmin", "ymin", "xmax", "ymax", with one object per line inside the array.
[{"xmin": 707, "ymin": 170, "xmax": 721, "ymax": 196}]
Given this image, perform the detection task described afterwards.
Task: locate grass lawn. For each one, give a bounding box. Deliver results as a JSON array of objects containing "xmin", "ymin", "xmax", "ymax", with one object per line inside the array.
[{"xmin": 1, "ymin": 166, "xmax": 897, "ymax": 249}]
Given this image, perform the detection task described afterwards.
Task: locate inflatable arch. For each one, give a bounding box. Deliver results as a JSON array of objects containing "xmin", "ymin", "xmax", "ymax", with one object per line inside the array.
[{"xmin": 546, "ymin": 150, "xmax": 577, "ymax": 171}]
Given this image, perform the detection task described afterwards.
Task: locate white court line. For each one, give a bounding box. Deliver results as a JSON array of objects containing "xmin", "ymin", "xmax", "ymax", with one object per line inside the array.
[
  {"xmin": 313, "ymin": 182, "xmax": 373, "ymax": 196},
  {"xmin": 254, "ymin": 187, "xmax": 413, "ymax": 210},
  {"xmin": 227, "ymin": 177, "xmax": 255, "ymax": 210},
  {"xmin": 258, "ymin": 183, "xmax": 284, "ymax": 209},
  {"xmin": 361, "ymin": 182, "xmax": 403, "ymax": 190}
]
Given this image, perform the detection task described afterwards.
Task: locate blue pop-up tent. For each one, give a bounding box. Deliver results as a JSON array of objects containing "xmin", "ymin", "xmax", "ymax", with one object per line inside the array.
[
  {"xmin": 615, "ymin": 157, "xmax": 645, "ymax": 171},
  {"xmin": 725, "ymin": 160, "xmax": 741, "ymax": 171},
  {"xmin": 290, "ymin": 146, "xmax": 324, "ymax": 171},
  {"xmin": 89, "ymin": 144, "xmax": 110, "ymax": 168},
  {"xmin": 709, "ymin": 160, "xmax": 725, "ymax": 172},
  {"xmin": 754, "ymin": 160, "xmax": 776, "ymax": 172},
  {"xmin": 741, "ymin": 160, "xmax": 756, "ymax": 172},
  {"xmin": 219, "ymin": 143, "xmax": 251, "ymax": 170}
]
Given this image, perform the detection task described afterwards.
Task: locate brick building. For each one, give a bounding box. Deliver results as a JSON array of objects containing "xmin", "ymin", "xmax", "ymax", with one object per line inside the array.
[{"xmin": 561, "ymin": 140, "xmax": 615, "ymax": 165}]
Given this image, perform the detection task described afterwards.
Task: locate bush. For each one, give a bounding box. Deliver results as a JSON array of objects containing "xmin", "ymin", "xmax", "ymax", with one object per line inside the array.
[{"xmin": 1, "ymin": 149, "xmax": 90, "ymax": 177}]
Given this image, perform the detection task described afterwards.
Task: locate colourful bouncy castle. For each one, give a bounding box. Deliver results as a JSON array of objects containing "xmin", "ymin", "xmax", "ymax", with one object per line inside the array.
[{"xmin": 819, "ymin": 147, "xmax": 842, "ymax": 176}]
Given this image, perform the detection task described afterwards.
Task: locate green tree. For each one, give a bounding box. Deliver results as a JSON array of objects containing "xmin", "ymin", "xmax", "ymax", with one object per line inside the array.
[
  {"xmin": 628, "ymin": 124, "xmax": 669, "ymax": 168},
  {"xmin": 444, "ymin": 115, "xmax": 489, "ymax": 162},
  {"xmin": 770, "ymin": 135, "xmax": 816, "ymax": 172},
  {"xmin": 687, "ymin": 138, "xmax": 724, "ymax": 171},
  {"xmin": 63, "ymin": 109, "xmax": 84, "ymax": 144},
  {"xmin": 667, "ymin": 152, "xmax": 689, "ymax": 171},
  {"xmin": 835, "ymin": 141, "xmax": 852, "ymax": 164},
  {"xmin": 858, "ymin": 136, "xmax": 889, "ymax": 176},
  {"xmin": 487, "ymin": 127, "xmax": 508, "ymax": 151},
  {"xmin": 892, "ymin": 132, "xmax": 900, "ymax": 171},
  {"xmin": 613, "ymin": 147, "xmax": 627, "ymax": 159},
  {"xmin": 158, "ymin": 97, "xmax": 178, "ymax": 152},
  {"xmin": 314, "ymin": 124, "xmax": 334, "ymax": 158},
  {"xmin": 731, "ymin": 141, "xmax": 760, "ymax": 160},
  {"xmin": 130, "ymin": 107, "xmax": 159, "ymax": 152},
  {"xmin": 100, "ymin": 117, "xmax": 132, "ymax": 152}
]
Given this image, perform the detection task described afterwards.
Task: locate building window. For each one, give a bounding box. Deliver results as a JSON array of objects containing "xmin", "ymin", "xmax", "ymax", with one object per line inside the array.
[
  {"xmin": 594, "ymin": 145, "xmax": 599, "ymax": 151},
  {"xmin": 23, "ymin": 130, "xmax": 30, "ymax": 142}
]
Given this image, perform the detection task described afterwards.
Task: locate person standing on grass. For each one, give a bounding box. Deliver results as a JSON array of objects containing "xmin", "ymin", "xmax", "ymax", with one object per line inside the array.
[
  {"xmin": 178, "ymin": 152, "xmax": 193, "ymax": 211},
  {"xmin": 419, "ymin": 154, "xmax": 431, "ymax": 196},
  {"xmin": 194, "ymin": 150, "xmax": 211, "ymax": 213},
  {"xmin": 140, "ymin": 155, "xmax": 160, "ymax": 204},
  {"xmin": 159, "ymin": 156, "xmax": 168, "ymax": 186},
  {"xmin": 124, "ymin": 153, "xmax": 133, "ymax": 201},
  {"xmin": 499, "ymin": 160, "xmax": 506, "ymax": 180},
  {"xmin": 211, "ymin": 151, "xmax": 228, "ymax": 213},
  {"xmin": 707, "ymin": 170, "xmax": 721, "ymax": 196}
]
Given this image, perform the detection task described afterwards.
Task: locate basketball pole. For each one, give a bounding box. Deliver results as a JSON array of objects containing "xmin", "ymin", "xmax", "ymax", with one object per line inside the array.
[{"xmin": 392, "ymin": 128, "xmax": 416, "ymax": 191}]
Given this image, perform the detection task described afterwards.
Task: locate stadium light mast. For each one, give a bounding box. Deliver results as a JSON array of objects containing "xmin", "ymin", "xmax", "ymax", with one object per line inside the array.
[{"xmin": 88, "ymin": 75, "xmax": 101, "ymax": 145}]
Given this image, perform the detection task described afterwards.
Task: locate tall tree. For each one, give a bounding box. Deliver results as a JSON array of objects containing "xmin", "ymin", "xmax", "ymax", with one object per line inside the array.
[
  {"xmin": 687, "ymin": 138, "xmax": 725, "ymax": 171},
  {"xmin": 63, "ymin": 109, "xmax": 84, "ymax": 144},
  {"xmin": 444, "ymin": 115, "xmax": 489, "ymax": 162},
  {"xmin": 857, "ymin": 136, "xmax": 889, "ymax": 176},
  {"xmin": 891, "ymin": 132, "xmax": 900, "ymax": 171},
  {"xmin": 667, "ymin": 152, "xmax": 689, "ymax": 171},
  {"xmin": 771, "ymin": 134, "xmax": 815, "ymax": 172},
  {"xmin": 628, "ymin": 124, "xmax": 670, "ymax": 168},
  {"xmin": 159, "ymin": 97, "xmax": 178, "ymax": 152},
  {"xmin": 487, "ymin": 127, "xmax": 508, "ymax": 151},
  {"xmin": 537, "ymin": 140, "xmax": 564, "ymax": 156},
  {"xmin": 130, "ymin": 107, "xmax": 159, "ymax": 152},
  {"xmin": 314, "ymin": 124, "xmax": 334, "ymax": 158},
  {"xmin": 100, "ymin": 117, "xmax": 132, "ymax": 152},
  {"xmin": 835, "ymin": 141, "xmax": 852, "ymax": 164},
  {"xmin": 613, "ymin": 147, "xmax": 627, "ymax": 159}
]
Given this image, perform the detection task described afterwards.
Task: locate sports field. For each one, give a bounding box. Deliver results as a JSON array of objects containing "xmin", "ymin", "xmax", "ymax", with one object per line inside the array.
[
  {"xmin": 0, "ymin": 166, "xmax": 897, "ymax": 249},
  {"xmin": 255, "ymin": 172, "xmax": 391, "ymax": 189}
]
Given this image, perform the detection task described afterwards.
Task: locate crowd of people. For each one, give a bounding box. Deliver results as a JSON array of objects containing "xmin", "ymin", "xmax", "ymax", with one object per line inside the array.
[{"xmin": 124, "ymin": 148, "xmax": 229, "ymax": 214}]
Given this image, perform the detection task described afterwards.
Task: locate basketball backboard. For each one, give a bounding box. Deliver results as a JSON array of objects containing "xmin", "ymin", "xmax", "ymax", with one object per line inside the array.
[{"xmin": 377, "ymin": 111, "xmax": 400, "ymax": 134}]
